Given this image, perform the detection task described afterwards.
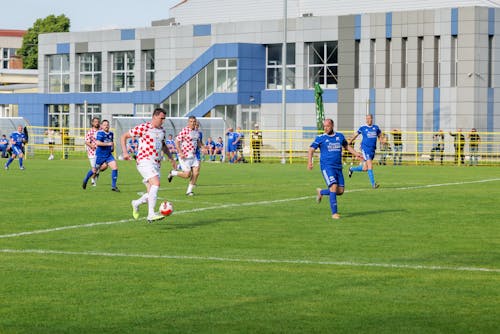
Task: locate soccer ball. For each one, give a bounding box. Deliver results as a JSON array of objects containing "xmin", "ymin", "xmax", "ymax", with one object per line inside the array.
[{"xmin": 159, "ymin": 201, "xmax": 174, "ymax": 216}]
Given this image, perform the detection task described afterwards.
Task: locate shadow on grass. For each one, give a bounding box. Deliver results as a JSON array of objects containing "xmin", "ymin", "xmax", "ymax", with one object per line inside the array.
[{"xmin": 341, "ymin": 209, "xmax": 406, "ymax": 218}]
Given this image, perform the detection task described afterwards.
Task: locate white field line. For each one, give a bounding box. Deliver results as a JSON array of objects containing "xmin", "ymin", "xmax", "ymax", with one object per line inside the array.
[
  {"xmin": 0, "ymin": 178, "xmax": 498, "ymax": 241},
  {"xmin": 1, "ymin": 248, "xmax": 499, "ymax": 273}
]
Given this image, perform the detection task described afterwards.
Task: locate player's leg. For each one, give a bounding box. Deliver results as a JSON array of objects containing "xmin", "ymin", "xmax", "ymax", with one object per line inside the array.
[
  {"xmin": 107, "ymin": 159, "xmax": 119, "ymax": 191},
  {"xmin": 18, "ymin": 152, "xmax": 25, "ymax": 169},
  {"xmin": 187, "ymin": 162, "xmax": 200, "ymax": 196}
]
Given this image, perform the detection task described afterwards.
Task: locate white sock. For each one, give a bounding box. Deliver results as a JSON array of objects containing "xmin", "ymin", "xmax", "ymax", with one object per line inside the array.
[
  {"xmin": 171, "ymin": 170, "xmax": 179, "ymax": 176},
  {"xmin": 186, "ymin": 183, "xmax": 195, "ymax": 194},
  {"xmin": 148, "ymin": 185, "xmax": 159, "ymax": 217},
  {"xmin": 138, "ymin": 193, "xmax": 149, "ymax": 204}
]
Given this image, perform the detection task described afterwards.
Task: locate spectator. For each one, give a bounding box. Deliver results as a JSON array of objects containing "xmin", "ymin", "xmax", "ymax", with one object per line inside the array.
[
  {"xmin": 0, "ymin": 134, "xmax": 8, "ymax": 158},
  {"xmin": 46, "ymin": 128, "xmax": 56, "ymax": 160},
  {"xmin": 251, "ymin": 123, "xmax": 263, "ymax": 163},
  {"xmin": 430, "ymin": 130, "xmax": 445, "ymax": 164},
  {"xmin": 391, "ymin": 128, "xmax": 403, "ymax": 165},
  {"xmin": 378, "ymin": 133, "xmax": 391, "ymax": 165},
  {"xmin": 205, "ymin": 136, "xmax": 216, "ymax": 161},
  {"xmin": 468, "ymin": 128, "xmax": 481, "ymax": 166},
  {"xmin": 235, "ymin": 126, "xmax": 246, "ymax": 163},
  {"xmin": 214, "ymin": 137, "xmax": 224, "ymax": 162},
  {"xmin": 449, "ymin": 129, "xmax": 465, "ymax": 165},
  {"xmin": 127, "ymin": 137, "xmax": 139, "ymax": 160}
]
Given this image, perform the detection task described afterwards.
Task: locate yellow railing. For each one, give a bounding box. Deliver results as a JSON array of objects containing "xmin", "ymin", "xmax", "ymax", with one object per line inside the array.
[{"xmin": 23, "ymin": 126, "xmax": 500, "ymax": 166}]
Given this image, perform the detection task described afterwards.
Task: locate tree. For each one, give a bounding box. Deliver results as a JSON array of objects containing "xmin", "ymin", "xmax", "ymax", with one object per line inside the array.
[{"xmin": 17, "ymin": 14, "xmax": 70, "ymax": 69}]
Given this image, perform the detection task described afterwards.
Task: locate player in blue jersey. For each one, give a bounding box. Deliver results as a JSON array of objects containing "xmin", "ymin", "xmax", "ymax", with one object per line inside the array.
[
  {"xmin": 226, "ymin": 128, "xmax": 238, "ymax": 163},
  {"xmin": 308, "ymin": 119, "xmax": 362, "ymax": 219},
  {"xmin": 4, "ymin": 125, "xmax": 27, "ymax": 170},
  {"xmin": 82, "ymin": 119, "xmax": 119, "ymax": 191},
  {"xmin": 214, "ymin": 136, "xmax": 224, "ymax": 162},
  {"xmin": 348, "ymin": 114, "xmax": 384, "ymax": 189}
]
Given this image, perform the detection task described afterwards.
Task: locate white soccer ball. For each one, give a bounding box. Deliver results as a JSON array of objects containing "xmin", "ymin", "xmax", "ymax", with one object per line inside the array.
[{"xmin": 159, "ymin": 201, "xmax": 174, "ymax": 216}]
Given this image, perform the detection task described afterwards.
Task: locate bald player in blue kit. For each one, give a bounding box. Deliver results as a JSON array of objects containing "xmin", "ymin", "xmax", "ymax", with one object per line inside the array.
[{"xmin": 308, "ymin": 118, "xmax": 362, "ymax": 219}]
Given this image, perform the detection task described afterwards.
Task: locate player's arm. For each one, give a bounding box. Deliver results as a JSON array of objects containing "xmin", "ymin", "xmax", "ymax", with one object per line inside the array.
[
  {"xmin": 120, "ymin": 132, "xmax": 132, "ymax": 160},
  {"xmin": 344, "ymin": 142, "xmax": 363, "ymax": 161},
  {"xmin": 162, "ymin": 141, "xmax": 177, "ymax": 168},
  {"xmin": 349, "ymin": 132, "xmax": 359, "ymax": 145},
  {"xmin": 307, "ymin": 146, "xmax": 316, "ymax": 170}
]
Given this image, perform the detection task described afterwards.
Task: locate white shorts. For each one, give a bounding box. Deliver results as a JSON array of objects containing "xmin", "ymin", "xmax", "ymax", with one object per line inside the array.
[
  {"xmin": 137, "ymin": 160, "xmax": 161, "ymax": 184},
  {"xmin": 88, "ymin": 156, "xmax": 96, "ymax": 168},
  {"xmin": 179, "ymin": 156, "xmax": 199, "ymax": 171}
]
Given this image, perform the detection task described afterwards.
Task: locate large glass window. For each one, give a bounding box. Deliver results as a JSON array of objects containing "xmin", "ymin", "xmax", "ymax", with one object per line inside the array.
[
  {"xmin": 79, "ymin": 53, "xmax": 102, "ymax": 92},
  {"xmin": 1, "ymin": 48, "xmax": 17, "ymax": 69},
  {"xmin": 307, "ymin": 41, "xmax": 337, "ymax": 88},
  {"xmin": 216, "ymin": 59, "xmax": 238, "ymax": 92},
  {"xmin": 267, "ymin": 43, "xmax": 296, "ymax": 89},
  {"xmin": 48, "ymin": 54, "xmax": 70, "ymax": 93},
  {"xmin": 77, "ymin": 104, "xmax": 101, "ymax": 133},
  {"xmin": 48, "ymin": 104, "xmax": 70, "ymax": 128},
  {"xmin": 144, "ymin": 50, "xmax": 155, "ymax": 90},
  {"xmin": 111, "ymin": 51, "xmax": 135, "ymax": 92}
]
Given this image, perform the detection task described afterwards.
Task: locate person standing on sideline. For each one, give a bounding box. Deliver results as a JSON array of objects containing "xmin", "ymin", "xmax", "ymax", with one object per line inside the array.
[
  {"xmin": 167, "ymin": 116, "xmax": 203, "ymax": 196},
  {"xmin": 121, "ymin": 108, "xmax": 176, "ymax": 222},
  {"xmin": 391, "ymin": 128, "xmax": 403, "ymax": 165},
  {"xmin": 251, "ymin": 123, "xmax": 263, "ymax": 163},
  {"xmin": 348, "ymin": 114, "xmax": 384, "ymax": 188},
  {"xmin": 46, "ymin": 128, "xmax": 56, "ymax": 160},
  {"xmin": 449, "ymin": 129, "xmax": 465, "ymax": 165},
  {"xmin": 82, "ymin": 120, "xmax": 119, "ymax": 191},
  {"xmin": 0, "ymin": 134, "xmax": 9, "ymax": 158},
  {"xmin": 468, "ymin": 128, "xmax": 481, "ymax": 166},
  {"xmin": 4, "ymin": 125, "xmax": 27, "ymax": 170},
  {"xmin": 429, "ymin": 129, "xmax": 445, "ymax": 164},
  {"xmin": 308, "ymin": 119, "xmax": 363, "ymax": 219}
]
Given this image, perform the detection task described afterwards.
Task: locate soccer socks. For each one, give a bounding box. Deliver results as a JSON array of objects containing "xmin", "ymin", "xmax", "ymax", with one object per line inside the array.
[
  {"xmin": 186, "ymin": 183, "xmax": 195, "ymax": 194},
  {"xmin": 367, "ymin": 169, "xmax": 375, "ymax": 186},
  {"xmin": 171, "ymin": 170, "xmax": 179, "ymax": 176},
  {"xmin": 111, "ymin": 170, "xmax": 118, "ymax": 188},
  {"xmin": 83, "ymin": 170, "xmax": 94, "ymax": 184},
  {"xmin": 329, "ymin": 192, "xmax": 338, "ymax": 215},
  {"xmin": 148, "ymin": 185, "xmax": 159, "ymax": 217},
  {"xmin": 320, "ymin": 189, "xmax": 330, "ymax": 196},
  {"xmin": 351, "ymin": 165, "xmax": 363, "ymax": 172},
  {"xmin": 5, "ymin": 157, "xmax": 13, "ymax": 167},
  {"xmin": 19, "ymin": 157, "xmax": 23, "ymax": 168}
]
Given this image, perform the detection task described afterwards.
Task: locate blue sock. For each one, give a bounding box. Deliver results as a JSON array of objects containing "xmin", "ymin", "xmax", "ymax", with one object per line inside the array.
[
  {"xmin": 5, "ymin": 157, "xmax": 13, "ymax": 167},
  {"xmin": 83, "ymin": 170, "xmax": 93, "ymax": 184},
  {"xmin": 367, "ymin": 169, "xmax": 375, "ymax": 186},
  {"xmin": 112, "ymin": 170, "xmax": 118, "ymax": 188},
  {"xmin": 19, "ymin": 157, "xmax": 23, "ymax": 168},
  {"xmin": 351, "ymin": 165, "xmax": 363, "ymax": 172},
  {"xmin": 329, "ymin": 192, "xmax": 338, "ymax": 214},
  {"xmin": 320, "ymin": 189, "xmax": 330, "ymax": 196}
]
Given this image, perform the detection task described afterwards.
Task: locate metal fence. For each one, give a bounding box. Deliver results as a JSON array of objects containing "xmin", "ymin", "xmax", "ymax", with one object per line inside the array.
[{"xmin": 22, "ymin": 126, "xmax": 500, "ymax": 166}]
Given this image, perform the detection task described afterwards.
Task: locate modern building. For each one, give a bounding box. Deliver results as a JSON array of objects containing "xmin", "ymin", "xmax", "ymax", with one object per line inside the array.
[{"xmin": 0, "ymin": 0, "xmax": 499, "ymax": 135}]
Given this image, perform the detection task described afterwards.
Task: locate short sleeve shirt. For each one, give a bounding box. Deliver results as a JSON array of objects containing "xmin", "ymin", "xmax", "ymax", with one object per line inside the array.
[{"xmin": 129, "ymin": 122, "xmax": 166, "ymax": 163}]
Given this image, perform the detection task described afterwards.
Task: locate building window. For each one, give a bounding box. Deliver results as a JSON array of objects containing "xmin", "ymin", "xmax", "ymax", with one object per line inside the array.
[
  {"xmin": 451, "ymin": 36, "xmax": 458, "ymax": 87},
  {"xmin": 385, "ymin": 38, "xmax": 392, "ymax": 88},
  {"xmin": 488, "ymin": 35, "xmax": 493, "ymax": 88},
  {"xmin": 354, "ymin": 40, "xmax": 360, "ymax": 89},
  {"xmin": 267, "ymin": 43, "xmax": 296, "ymax": 89},
  {"xmin": 370, "ymin": 39, "xmax": 376, "ymax": 88},
  {"xmin": 144, "ymin": 50, "xmax": 155, "ymax": 90},
  {"xmin": 48, "ymin": 104, "xmax": 70, "ymax": 128},
  {"xmin": 77, "ymin": 104, "xmax": 101, "ymax": 134},
  {"xmin": 48, "ymin": 54, "xmax": 70, "ymax": 93},
  {"xmin": 401, "ymin": 37, "xmax": 407, "ymax": 88},
  {"xmin": 1, "ymin": 48, "xmax": 17, "ymax": 69},
  {"xmin": 79, "ymin": 53, "xmax": 102, "ymax": 92},
  {"xmin": 307, "ymin": 41, "xmax": 336, "ymax": 88},
  {"xmin": 216, "ymin": 58, "xmax": 237, "ymax": 92},
  {"xmin": 417, "ymin": 37, "xmax": 423, "ymax": 88},
  {"xmin": 434, "ymin": 36, "xmax": 440, "ymax": 87},
  {"xmin": 111, "ymin": 51, "xmax": 135, "ymax": 92}
]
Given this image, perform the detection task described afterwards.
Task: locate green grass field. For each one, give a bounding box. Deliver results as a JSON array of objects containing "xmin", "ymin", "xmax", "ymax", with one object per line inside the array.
[{"xmin": 1, "ymin": 158, "xmax": 499, "ymax": 333}]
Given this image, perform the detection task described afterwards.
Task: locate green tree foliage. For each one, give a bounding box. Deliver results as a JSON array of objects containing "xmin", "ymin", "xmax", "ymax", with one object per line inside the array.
[{"xmin": 17, "ymin": 14, "xmax": 70, "ymax": 69}]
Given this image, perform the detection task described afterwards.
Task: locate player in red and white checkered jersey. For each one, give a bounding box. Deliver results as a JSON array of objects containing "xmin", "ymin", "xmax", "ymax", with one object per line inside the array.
[
  {"xmin": 120, "ymin": 108, "xmax": 177, "ymax": 223},
  {"xmin": 168, "ymin": 116, "xmax": 204, "ymax": 196},
  {"xmin": 84, "ymin": 117, "xmax": 104, "ymax": 186}
]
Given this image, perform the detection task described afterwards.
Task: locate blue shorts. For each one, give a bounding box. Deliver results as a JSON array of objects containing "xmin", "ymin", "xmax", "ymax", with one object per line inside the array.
[
  {"xmin": 320, "ymin": 166, "xmax": 345, "ymax": 188},
  {"xmin": 95, "ymin": 154, "xmax": 115, "ymax": 167},
  {"xmin": 12, "ymin": 145, "xmax": 23, "ymax": 156},
  {"xmin": 362, "ymin": 149, "xmax": 376, "ymax": 161}
]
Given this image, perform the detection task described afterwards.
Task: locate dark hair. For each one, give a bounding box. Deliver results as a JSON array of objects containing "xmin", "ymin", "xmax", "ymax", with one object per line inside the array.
[
  {"xmin": 153, "ymin": 107, "xmax": 166, "ymax": 117},
  {"xmin": 189, "ymin": 116, "xmax": 197, "ymax": 121}
]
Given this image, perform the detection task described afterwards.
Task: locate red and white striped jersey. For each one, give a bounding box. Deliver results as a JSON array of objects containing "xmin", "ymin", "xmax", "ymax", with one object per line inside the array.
[
  {"xmin": 128, "ymin": 122, "xmax": 166, "ymax": 163},
  {"xmin": 176, "ymin": 126, "xmax": 200, "ymax": 158}
]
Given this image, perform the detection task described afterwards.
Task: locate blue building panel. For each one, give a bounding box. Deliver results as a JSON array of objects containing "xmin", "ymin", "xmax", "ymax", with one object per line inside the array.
[
  {"xmin": 355, "ymin": 15, "xmax": 361, "ymax": 40},
  {"xmin": 433, "ymin": 88, "xmax": 440, "ymax": 131},
  {"xmin": 386, "ymin": 12, "xmax": 392, "ymax": 39},
  {"xmin": 121, "ymin": 29, "xmax": 135, "ymax": 40},
  {"xmin": 489, "ymin": 8, "xmax": 495, "ymax": 36},
  {"xmin": 193, "ymin": 24, "xmax": 211, "ymax": 36},
  {"xmin": 451, "ymin": 8, "xmax": 458, "ymax": 36},
  {"xmin": 56, "ymin": 43, "xmax": 70, "ymax": 54}
]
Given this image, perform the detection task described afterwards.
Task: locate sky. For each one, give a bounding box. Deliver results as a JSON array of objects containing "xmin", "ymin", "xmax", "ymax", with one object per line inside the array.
[{"xmin": 0, "ymin": 0, "xmax": 177, "ymax": 32}]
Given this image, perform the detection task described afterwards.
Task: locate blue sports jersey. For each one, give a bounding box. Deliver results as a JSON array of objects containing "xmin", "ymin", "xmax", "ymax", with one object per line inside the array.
[
  {"xmin": 357, "ymin": 124, "xmax": 381, "ymax": 152},
  {"xmin": 215, "ymin": 141, "xmax": 223, "ymax": 151},
  {"xmin": 95, "ymin": 130, "xmax": 114, "ymax": 158},
  {"xmin": 10, "ymin": 131, "xmax": 26, "ymax": 149},
  {"xmin": 227, "ymin": 132, "xmax": 237, "ymax": 152},
  {"xmin": 310, "ymin": 132, "xmax": 348, "ymax": 169},
  {"xmin": 196, "ymin": 131, "xmax": 203, "ymax": 160}
]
